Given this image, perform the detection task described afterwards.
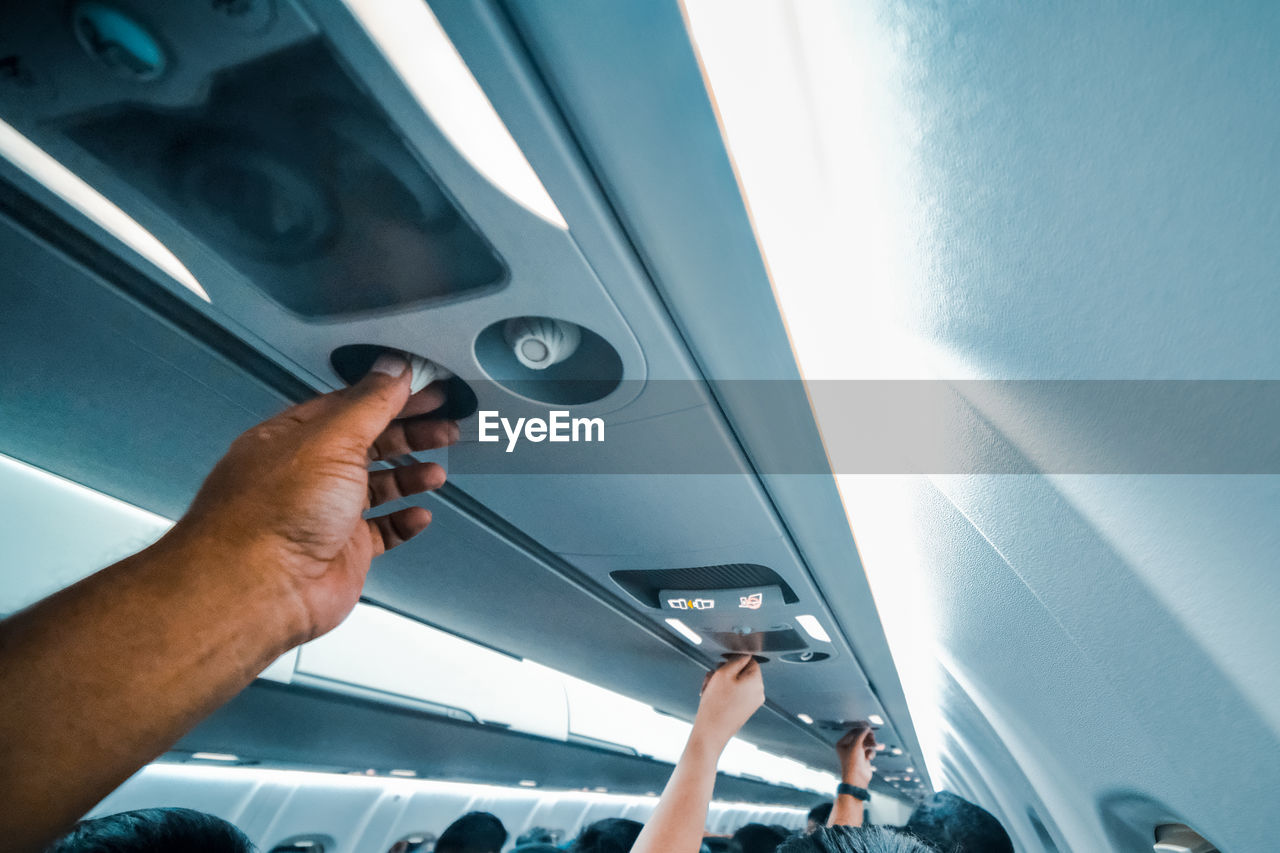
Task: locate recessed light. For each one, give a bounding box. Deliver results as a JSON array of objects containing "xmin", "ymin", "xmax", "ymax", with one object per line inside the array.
[
  {"xmin": 594, "ymin": 787, "xmax": 608, "ymax": 793},
  {"xmin": 905, "ymin": 767, "xmax": 915, "ymax": 773},
  {"xmin": 340, "ymin": 0, "xmax": 566, "ymax": 227},
  {"xmin": 875, "ymin": 742, "xmax": 887, "ymax": 751},
  {"xmin": 191, "ymin": 752, "xmax": 239, "ymax": 762},
  {"xmin": 868, "ymin": 714, "xmax": 884, "ymax": 726},
  {"xmin": 389, "ymin": 769, "xmax": 416, "ymax": 777},
  {"xmin": 664, "ymin": 618, "xmax": 703, "ymax": 645},
  {"xmin": 518, "ymin": 780, "xmax": 537, "ymax": 787},
  {"xmin": 797, "ymin": 713, "xmax": 815, "ymax": 724},
  {"xmin": 0, "ymin": 119, "xmax": 211, "ymax": 302},
  {"xmin": 891, "ymin": 748, "xmax": 903, "ymax": 756},
  {"xmin": 795, "ymin": 614, "xmax": 832, "ymax": 643}
]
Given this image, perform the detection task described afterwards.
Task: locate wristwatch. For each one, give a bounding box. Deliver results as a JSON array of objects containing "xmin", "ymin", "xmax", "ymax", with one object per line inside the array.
[{"xmin": 836, "ymin": 783, "xmax": 870, "ymax": 801}]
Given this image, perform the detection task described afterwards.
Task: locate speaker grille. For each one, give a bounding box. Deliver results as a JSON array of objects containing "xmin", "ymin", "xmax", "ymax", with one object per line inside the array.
[{"xmin": 610, "ymin": 564, "xmax": 799, "ymax": 607}]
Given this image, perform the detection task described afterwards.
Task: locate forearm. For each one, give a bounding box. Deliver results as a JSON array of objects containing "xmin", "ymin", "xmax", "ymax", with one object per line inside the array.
[
  {"xmin": 632, "ymin": 729, "xmax": 726, "ymax": 853},
  {"xmin": 0, "ymin": 528, "xmax": 298, "ymax": 852}
]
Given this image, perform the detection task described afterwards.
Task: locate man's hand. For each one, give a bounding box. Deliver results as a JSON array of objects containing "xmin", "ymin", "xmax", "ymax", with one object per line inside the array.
[
  {"xmin": 835, "ymin": 723, "xmax": 877, "ymax": 788},
  {"xmin": 691, "ymin": 655, "xmax": 766, "ymax": 747},
  {"xmin": 172, "ymin": 352, "xmax": 458, "ymax": 644}
]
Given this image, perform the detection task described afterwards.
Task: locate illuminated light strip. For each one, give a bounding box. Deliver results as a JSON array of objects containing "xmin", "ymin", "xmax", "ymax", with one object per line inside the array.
[
  {"xmin": 0, "ymin": 118, "xmax": 211, "ymax": 303},
  {"xmin": 341, "ymin": 0, "xmax": 567, "ymax": 228},
  {"xmin": 190, "ymin": 752, "xmax": 240, "ymax": 762},
  {"xmin": 664, "ymin": 617, "xmax": 703, "ymax": 645},
  {"xmin": 681, "ymin": 0, "xmax": 952, "ymax": 789},
  {"xmin": 794, "ymin": 614, "xmax": 832, "ymax": 643}
]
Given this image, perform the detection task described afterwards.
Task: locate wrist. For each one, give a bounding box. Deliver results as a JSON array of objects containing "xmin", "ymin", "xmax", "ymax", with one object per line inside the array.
[
  {"xmin": 841, "ymin": 768, "xmax": 873, "ymax": 788},
  {"xmin": 154, "ymin": 523, "xmax": 308, "ymax": 661},
  {"xmin": 686, "ymin": 721, "xmax": 732, "ymax": 758}
]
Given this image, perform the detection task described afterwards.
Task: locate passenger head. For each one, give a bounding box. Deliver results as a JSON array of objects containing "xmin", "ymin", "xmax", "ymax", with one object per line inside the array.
[
  {"xmin": 513, "ymin": 845, "xmax": 561, "ymax": 853},
  {"xmin": 436, "ymin": 811, "xmax": 508, "ymax": 853},
  {"xmin": 45, "ymin": 807, "xmax": 254, "ymax": 852},
  {"xmin": 903, "ymin": 791, "xmax": 1014, "ymax": 853},
  {"xmin": 777, "ymin": 825, "xmax": 934, "ymax": 853},
  {"xmin": 730, "ymin": 822, "xmax": 788, "ymax": 853},
  {"xmin": 806, "ymin": 803, "xmax": 833, "ymax": 834},
  {"xmin": 516, "ymin": 826, "xmax": 556, "ymax": 846},
  {"xmin": 569, "ymin": 817, "xmax": 644, "ymax": 853}
]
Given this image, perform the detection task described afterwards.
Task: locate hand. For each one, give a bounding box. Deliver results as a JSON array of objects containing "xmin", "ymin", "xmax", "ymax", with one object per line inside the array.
[
  {"xmin": 171, "ymin": 353, "xmax": 458, "ymax": 645},
  {"xmin": 691, "ymin": 655, "xmax": 765, "ymax": 747},
  {"xmin": 835, "ymin": 723, "xmax": 877, "ymax": 788}
]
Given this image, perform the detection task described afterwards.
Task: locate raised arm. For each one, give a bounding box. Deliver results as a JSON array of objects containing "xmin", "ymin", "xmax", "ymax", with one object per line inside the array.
[
  {"xmin": 0, "ymin": 354, "xmax": 457, "ymax": 852},
  {"xmin": 828, "ymin": 724, "xmax": 877, "ymax": 828},
  {"xmin": 632, "ymin": 655, "xmax": 765, "ymax": 853}
]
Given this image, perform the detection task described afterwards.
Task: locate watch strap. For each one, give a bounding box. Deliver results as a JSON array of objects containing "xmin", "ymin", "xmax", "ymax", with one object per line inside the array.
[{"xmin": 836, "ymin": 783, "xmax": 870, "ymax": 801}]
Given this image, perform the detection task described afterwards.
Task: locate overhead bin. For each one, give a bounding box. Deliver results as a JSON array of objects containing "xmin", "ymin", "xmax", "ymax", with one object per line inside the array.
[{"xmin": 293, "ymin": 604, "xmax": 570, "ymax": 742}]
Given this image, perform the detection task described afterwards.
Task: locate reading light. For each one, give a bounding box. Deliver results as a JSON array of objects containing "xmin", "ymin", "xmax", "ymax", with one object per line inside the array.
[
  {"xmin": 664, "ymin": 617, "xmax": 703, "ymax": 645},
  {"xmin": 797, "ymin": 713, "xmax": 814, "ymax": 724},
  {"xmin": 340, "ymin": 0, "xmax": 567, "ymax": 228},
  {"xmin": 518, "ymin": 779, "xmax": 538, "ymax": 787},
  {"xmin": 794, "ymin": 614, "xmax": 832, "ymax": 643},
  {"xmin": 0, "ymin": 119, "xmax": 210, "ymax": 302},
  {"xmin": 389, "ymin": 769, "xmax": 416, "ymax": 777},
  {"xmin": 905, "ymin": 766, "xmax": 915, "ymax": 773},
  {"xmin": 191, "ymin": 752, "xmax": 239, "ymax": 762},
  {"xmin": 891, "ymin": 748, "xmax": 903, "ymax": 756},
  {"xmin": 875, "ymin": 743, "xmax": 887, "ymax": 752},
  {"xmin": 868, "ymin": 714, "xmax": 885, "ymax": 726}
]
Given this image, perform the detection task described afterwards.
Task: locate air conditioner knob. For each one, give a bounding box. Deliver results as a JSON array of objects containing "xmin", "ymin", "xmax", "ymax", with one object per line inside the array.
[
  {"xmin": 503, "ymin": 317, "xmax": 581, "ymax": 370},
  {"xmin": 405, "ymin": 352, "xmax": 451, "ymax": 394}
]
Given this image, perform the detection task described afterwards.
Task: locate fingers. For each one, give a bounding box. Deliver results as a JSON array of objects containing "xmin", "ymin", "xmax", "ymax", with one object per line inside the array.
[
  {"xmin": 367, "ymin": 461, "xmax": 447, "ymax": 508},
  {"xmin": 721, "ymin": 653, "xmax": 755, "ymax": 677},
  {"xmin": 322, "ymin": 355, "xmax": 414, "ymax": 448},
  {"xmin": 369, "ymin": 416, "xmax": 460, "ymax": 461},
  {"xmin": 398, "ymin": 383, "xmax": 448, "ymax": 418},
  {"xmin": 366, "ymin": 505, "xmax": 433, "ymax": 556}
]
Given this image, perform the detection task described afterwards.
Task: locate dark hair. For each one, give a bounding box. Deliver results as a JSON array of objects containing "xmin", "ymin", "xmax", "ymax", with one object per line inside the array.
[
  {"xmin": 45, "ymin": 807, "xmax": 254, "ymax": 852},
  {"xmin": 806, "ymin": 803, "xmax": 834, "ymax": 829},
  {"xmin": 778, "ymin": 825, "xmax": 934, "ymax": 853},
  {"xmin": 569, "ymin": 818, "xmax": 644, "ymax": 853},
  {"xmin": 730, "ymin": 823, "xmax": 788, "ymax": 853},
  {"xmin": 516, "ymin": 827, "xmax": 556, "ymax": 846},
  {"xmin": 436, "ymin": 812, "xmax": 508, "ymax": 853},
  {"xmin": 903, "ymin": 792, "xmax": 1014, "ymax": 853},
  {"xmin": 513, "ymin": 846, "xmax": 562, "ymax": 853}
]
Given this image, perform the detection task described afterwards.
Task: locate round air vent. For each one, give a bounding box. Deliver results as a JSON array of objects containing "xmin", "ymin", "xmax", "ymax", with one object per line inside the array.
[
  {"xmin": 780, "ymin": 651, "xmax": 831, "ymax": 664},
  {"xmin": 475, "ymin": 317, "xmax": 622, "ymax": 405},
  {"xmin": 331, "ymin": 344, "xmax": 477, "ymax": 420}
]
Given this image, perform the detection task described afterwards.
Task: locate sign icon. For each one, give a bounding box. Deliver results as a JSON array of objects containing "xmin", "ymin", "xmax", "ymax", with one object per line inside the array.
[
  {"xmin": 739, "ymin": 593, "xmax": 763, "ymax": 610},
  {"xmin": 667, "ymin": 597, "xmax": 716, "ymax": 610}
]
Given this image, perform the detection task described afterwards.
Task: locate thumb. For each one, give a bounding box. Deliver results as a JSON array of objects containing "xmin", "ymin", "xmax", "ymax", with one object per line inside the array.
[{"xmin": 323, "ymin": 353, "xmax": 413, "ymax": 447}]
